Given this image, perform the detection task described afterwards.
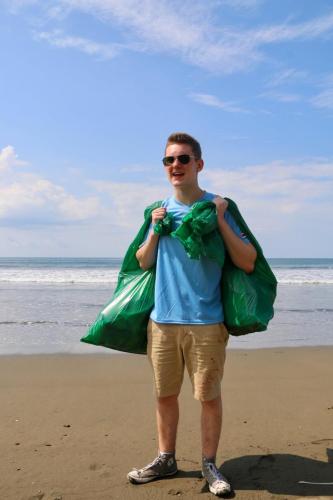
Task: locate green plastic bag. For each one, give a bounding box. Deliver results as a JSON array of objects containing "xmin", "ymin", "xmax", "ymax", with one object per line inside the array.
[
  {"xmin": 81, "ymin": 201, "xmax": 159, "ymax": 354},
  {"xmin": 84, "ymin": 269, "xmax": 155, "ymax": 354},
  {"xmin": 172, "ymin": 201, "xmax": 225, "ymax": 266},
  {"xmin": 222, "ymin": 257, "xmax": 277, "ymax": 335},
  {"xmin": 222, "ymin": 198, "xmax": 277, "ymax": 335}
]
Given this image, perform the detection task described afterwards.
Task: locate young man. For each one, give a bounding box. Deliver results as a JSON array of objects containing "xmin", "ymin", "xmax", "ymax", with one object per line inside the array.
[{"xmin": 127, "ymin": 132, "xmax": 257, "ymax": 497}]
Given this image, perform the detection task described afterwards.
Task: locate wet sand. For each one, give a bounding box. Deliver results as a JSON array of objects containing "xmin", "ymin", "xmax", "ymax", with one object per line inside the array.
[{"xmin": 1, "ymin": 347, "xmax": 333, "ymax": 500}]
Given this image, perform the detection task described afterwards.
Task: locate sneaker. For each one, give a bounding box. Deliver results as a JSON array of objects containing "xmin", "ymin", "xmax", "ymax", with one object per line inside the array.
[
  {"xmin": 202, "ymin": 459, "xmax": 232, "ymax": 497},
  {"xmin": 127, "ymin": 454, "xmax": 178, "ymax": 484}
]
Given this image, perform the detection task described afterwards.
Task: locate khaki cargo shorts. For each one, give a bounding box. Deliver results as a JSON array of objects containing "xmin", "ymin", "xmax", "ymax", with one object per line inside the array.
[{"xmin": 147, "ymin": 319, "xmax": 229, "ymax": 402}]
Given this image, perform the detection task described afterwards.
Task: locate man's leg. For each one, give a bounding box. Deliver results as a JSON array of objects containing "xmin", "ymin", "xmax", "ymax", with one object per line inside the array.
[
  {"xmin": 201, "ymin": 395, "xmax": 231, "ymax": 496},
  {"xmin": 128, "ymin": 322, "xmax": 182, "ymax": 484},
  {"xmin": 157, "ymin": 394, "xmax": 179, "ymax": 453},
  {"xmin": 149, "ymin": 321, "xmax": 184, "ymax": 454},
  {"xmin": 184, "ymin": 323, "xmax": 231, "ymax": 496},
  {"xmin": 201, "ymin": 395, "xmax": 222, "ymax": 459},
  {"xmin": 127, "ymin": 395, "xmax": 178, "ymax": 485}
]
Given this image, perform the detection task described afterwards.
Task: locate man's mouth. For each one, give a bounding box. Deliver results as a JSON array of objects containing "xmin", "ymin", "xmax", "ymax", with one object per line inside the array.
[{"xmin": 172, "ymin": 172, "xmax": 184, "ymax": 178}]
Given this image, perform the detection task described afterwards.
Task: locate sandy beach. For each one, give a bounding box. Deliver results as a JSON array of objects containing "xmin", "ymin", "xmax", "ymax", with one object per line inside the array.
[{"xmin": 1, "ymin": 347, "xmax": 333, "ymax": 500}]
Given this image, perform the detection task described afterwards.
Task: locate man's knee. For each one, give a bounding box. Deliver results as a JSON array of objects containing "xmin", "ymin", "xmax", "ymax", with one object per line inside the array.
[
  {"xmin": 201, "ymin": 395, "xmax": 222, "ymax": 409},
  {"xmin": 157, "ymin": 394, "xmax": 179, "ymax": 406}
]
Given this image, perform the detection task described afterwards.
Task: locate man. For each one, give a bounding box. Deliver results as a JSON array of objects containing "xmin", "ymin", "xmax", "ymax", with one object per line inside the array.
[{"xmin": 127, "ymin": 132, "xmax": 257, "ymax": 497}]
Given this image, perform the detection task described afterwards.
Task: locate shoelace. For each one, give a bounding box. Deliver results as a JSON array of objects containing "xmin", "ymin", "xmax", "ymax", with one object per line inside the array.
[
  {"xmin": 207, "ymin": 463, "xmax": 228, "ymax": 484},
  {"xmin": 141, "ymin": 456, "xmax": 163, "ymax": 471}
]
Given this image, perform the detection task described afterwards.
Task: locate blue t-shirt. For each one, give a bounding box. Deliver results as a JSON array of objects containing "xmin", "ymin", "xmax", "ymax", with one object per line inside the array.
[{"xmin": 149, "ymin": 192, "xmax": 248, "ymax": 324}]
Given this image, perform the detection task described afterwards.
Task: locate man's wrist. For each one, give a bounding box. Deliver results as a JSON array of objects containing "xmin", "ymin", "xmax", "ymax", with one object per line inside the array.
[
  {"xmin": 216, "ymin": 207, "xmax": 226, "ymax": 220},
  {"xmin": 149, "ymin": 228, "xmax": 160, "ymax": 239},
  {"xmin": 217, "ymin": 214, "xmax": 228, "ymax": 232}
]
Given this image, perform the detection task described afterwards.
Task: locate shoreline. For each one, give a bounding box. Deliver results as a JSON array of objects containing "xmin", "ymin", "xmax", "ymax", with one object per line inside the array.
[
  {"xmin": 1, "ymin": 343, "xmax": 333, "ymax": 357},
  {"xmin": 2, "ymin": 347, "xmax": 333, "ymax": 499}
]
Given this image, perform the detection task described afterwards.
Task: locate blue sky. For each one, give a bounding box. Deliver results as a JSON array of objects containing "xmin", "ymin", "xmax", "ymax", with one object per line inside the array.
[{"xmin": 1, "ymin": 0, "xmax": 332, "ymax": 257}]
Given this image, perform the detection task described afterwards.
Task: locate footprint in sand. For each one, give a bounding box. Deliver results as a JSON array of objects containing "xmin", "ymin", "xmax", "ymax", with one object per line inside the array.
[
  {"xmin": 27, "ymin": 492, "xmax": 45, "ymax": 500},
  {"xmin": 89, "ymin": 462, "xmax": 111, "ymax": 477},
  {"xmin": 89, "ymin": 462, "xmax": 101, "ymax": 471}
]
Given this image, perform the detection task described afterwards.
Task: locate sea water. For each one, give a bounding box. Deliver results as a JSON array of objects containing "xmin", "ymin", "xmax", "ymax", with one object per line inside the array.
[{"xmin": 0, "ymin": 257, "xmax": 332, "ymax": 354}]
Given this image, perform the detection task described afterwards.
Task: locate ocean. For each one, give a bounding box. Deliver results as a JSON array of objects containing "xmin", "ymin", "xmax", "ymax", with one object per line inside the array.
[{"xmin": 0, "ymin": 257, "xmax": 332, "ymax": 354}]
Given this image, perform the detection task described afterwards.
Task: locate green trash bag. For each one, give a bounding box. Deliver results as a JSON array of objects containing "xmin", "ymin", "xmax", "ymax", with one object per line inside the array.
[
  {"xmin": 222, "ymin": 198, "xmax": 277, "ymax": 335},
  {"xmin": 222, "ymin": 257, "xmax": 276, "ymax": 334},
  {"xmin": 172, "ymin": 201, "xmax": 225, "ymax": 266},
  {"xmin": 83, "ymin": 269, "xmax": 155, "ymax": 354},
  {"xmin": 81, "ymin": 201, "xmax": 160, "ymax": 354}
]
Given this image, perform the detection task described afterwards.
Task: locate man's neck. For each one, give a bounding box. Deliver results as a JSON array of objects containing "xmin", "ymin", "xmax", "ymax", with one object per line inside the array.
[{"xmin": 173, "ymin": 186, "xmax": 205, "ymax": 206}]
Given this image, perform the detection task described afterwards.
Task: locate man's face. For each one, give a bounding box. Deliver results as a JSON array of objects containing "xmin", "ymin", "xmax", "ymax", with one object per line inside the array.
[{"xmin": 164, "ymin": 143, "xmax": 203, "ymax": 188}]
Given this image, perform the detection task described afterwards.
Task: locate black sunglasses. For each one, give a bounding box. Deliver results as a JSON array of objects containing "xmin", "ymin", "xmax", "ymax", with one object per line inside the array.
[{"xmin": 162, "ymin": 154, "xmax": 197, "ymax": 166}]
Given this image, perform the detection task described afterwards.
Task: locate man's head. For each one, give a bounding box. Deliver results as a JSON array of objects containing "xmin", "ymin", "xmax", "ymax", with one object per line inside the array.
[{"xmin": 163, "ymin": 132, "xmax": 204, "ymax": 189}]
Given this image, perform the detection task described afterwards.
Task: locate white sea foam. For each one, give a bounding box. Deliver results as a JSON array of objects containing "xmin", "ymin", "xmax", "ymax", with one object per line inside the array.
[
  {"xmin": 0, "ymin": 268, "xmax": 120, "ymax": 284},
  {"xmin": 274, "ymin": 268, "xmax": 333, "ymax": 284},
  {"xmin": 1, "ymin": 266, "xmax": 333, "ymax": 284}
]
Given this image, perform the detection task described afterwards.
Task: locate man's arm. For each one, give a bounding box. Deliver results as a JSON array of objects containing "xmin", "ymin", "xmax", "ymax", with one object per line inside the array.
[
  {"xmin": 213, "ymin": 196, "xmax": 257, "ymax": 274},
  {"xmin": 136, "ymin": 207, "xmax": 166, "ymax": 270}
]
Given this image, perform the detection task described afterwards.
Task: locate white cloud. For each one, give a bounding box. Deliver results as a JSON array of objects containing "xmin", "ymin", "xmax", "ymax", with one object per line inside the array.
[
  {"xmin": 260, "ymin": 91, "xmax": 301, "ymax": 103},
  {"xmin": 37, "ymin": 30, "xmax": 123, "ymax": 59},
  {"xmin": 265, "ymin": 68, "xmax": 308, "ymax": 88},
  {"xmin": 202, "ymin": 159, "xmax": 333, "ymax": 255},
  {"xmin": 189, "ymin": 93, "xmax": 249, "ymax": 113},
  {"xmin": 89, "ymin": 159, "xmax": 333, "ymax": 256},
  {"xmin": 2, "ymin": 146, "xmax": 333, "ymax": 256},
  {"xmin": 90, "ymin": 180, "xmax": 170, "ymax": 229},
  {"xmin": 249, "ymin": 11, "xmax": 333, "ymax": 44},
  {"xmin": 0, "ymin": 146, "xmax": 101, "ymax": 223},
  {"xmin": 310, "ymin": 74, "xmax": 333, "ymax": 110},
  {"xmin": 0, "ymin": 149, "xmax": 169, "ymax": 255},
  {"xmin": 0, "ymin": 145, "xmax": 28, "ymax": 172},
  {"xmin": 4, "ymin": 0, "xmax": 38, "ymax": 13},
  {"xmin": 311, "ymin": 89, "xmax": 333, "ymax": 109},
  {"xmin": 90, "ymin": 159, "xmax": 333, "ymax": 243},
  {"xmin": 205, "ymin": 160, "xmax": 333, "ymax": 196},
  {"xmin": 60, "ymin": 0, "xmax": 205, "ymax": 54},
  {"xmin": 0, "ymin": 146, "xmax": 167, "ymax": 231},
  {"xmin": 203, "ymin": 159, "xmax": 333, "ymax": 219},
  {"xmin": 263, "ymin": 70, "xmax": 333, "ymax": 109},
  {"xmin": 62, "ymin": 2, "xmax": 333, "ymax": 72},
  {"xmin": 219, "ymin": 0, "xmax": 263, "ymax": 8},
  {"xmin": 22, "ymin": 1, "xmax": 333, "ymax": 73}
]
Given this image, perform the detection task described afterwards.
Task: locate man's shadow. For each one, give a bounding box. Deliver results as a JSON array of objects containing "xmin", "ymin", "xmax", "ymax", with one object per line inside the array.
[{"xmin": 218, "ymin": 448, "xmax": 333, "ymax": 497}]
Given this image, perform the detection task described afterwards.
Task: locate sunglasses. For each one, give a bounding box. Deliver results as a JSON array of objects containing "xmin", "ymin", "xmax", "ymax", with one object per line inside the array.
[{"xmin": 162, "ymin": 154, "xmax": 197, "ymax": 166}]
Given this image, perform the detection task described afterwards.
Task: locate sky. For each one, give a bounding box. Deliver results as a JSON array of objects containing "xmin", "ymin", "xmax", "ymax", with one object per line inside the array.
[{"xmin": 1, "ymin": 0, "xmax": 333, "ymax": 258}]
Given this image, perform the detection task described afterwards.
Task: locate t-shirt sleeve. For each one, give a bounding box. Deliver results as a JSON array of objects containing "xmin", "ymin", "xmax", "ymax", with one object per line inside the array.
[{"xmin": 224, "ymin": 210, "xmax": 250, "ymax": 244}]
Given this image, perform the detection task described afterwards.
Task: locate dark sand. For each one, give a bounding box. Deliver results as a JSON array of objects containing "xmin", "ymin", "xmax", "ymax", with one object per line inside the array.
[{"xmin": 1, "ymin": 347, "xmax": 333, "ymax": 500}]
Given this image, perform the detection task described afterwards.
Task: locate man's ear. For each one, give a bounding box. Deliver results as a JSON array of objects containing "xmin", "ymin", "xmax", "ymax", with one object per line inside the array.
[{"xmin": 197, "ymin": 159, "xmax": 204, "ymax": 172}]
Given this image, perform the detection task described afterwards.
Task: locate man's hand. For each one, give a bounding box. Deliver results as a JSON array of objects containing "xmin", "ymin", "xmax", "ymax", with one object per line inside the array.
[
  {"xmin": 136, "ymin": 207, "xmax": 166, "ymax": 271},
  {"xmin": 152, "ymin": 207, "xmax": 167, "ymax": 225},
  {"xmin": 213, "ymin": 196, "xmax": 228, "ymax": 219},
  {"xmin": 214, "ymin": 196, "xmax": 257, "ymax": 273}
]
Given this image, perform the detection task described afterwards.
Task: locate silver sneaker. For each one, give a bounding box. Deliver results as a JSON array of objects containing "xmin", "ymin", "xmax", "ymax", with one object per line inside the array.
[
  {"xmin": 202, "ymin": 459, "xmax": 232, "ymax": 497},
  {"xmin": 127, "ymin": 454, "xmax": 178, "ymax": 484}
]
